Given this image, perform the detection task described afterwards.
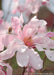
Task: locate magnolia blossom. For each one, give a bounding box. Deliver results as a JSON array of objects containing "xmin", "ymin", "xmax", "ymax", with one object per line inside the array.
[
  {"xmin": 0, "ymin": 16, "xmax": 48, "ymax": 70},
  {"xmin": 0, "ymin": 15, "xmax": 54, "ymax": 70}
]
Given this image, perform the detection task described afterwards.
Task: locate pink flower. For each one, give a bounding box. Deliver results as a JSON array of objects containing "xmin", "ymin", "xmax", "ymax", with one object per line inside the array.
[{"xmin": 0, "ymin": 16, "xmax": 48, "ymax": 70}]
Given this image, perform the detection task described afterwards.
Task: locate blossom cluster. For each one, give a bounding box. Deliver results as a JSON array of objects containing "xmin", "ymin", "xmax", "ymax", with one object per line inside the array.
[{"xmin": 0, "ymin": 0, "xmax": 54, "ymax": 75}]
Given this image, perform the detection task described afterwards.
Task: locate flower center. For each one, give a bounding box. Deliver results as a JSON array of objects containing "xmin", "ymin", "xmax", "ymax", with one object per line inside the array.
[{"xmin": 23, "ymin": 37, "xmax": 33, "ymax": 47}]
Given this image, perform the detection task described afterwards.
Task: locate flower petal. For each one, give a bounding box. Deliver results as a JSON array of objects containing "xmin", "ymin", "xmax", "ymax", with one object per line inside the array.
[
  {"xmin": 0, "ymin": 62, "xmax": 12, "ymax": 75},
  {"xmin": 46, "ymin": 32, "xmax": 54, "ymax": 38},
  {"xmin": 28, "ymin": 49, "xmax": 43, "ymax": 70},
  {"xmin": 16, "ymin": 51, "xmax": 29, "ymax": 67},
  {"xmin": 45, "ymin": 50, "xmax": 54, "ymax": 61},
  {"xmin": 0, "ymin": 49, "xmax": 16, "ymax": 60},
  {"xmin": 0, "ymin": 39, "xmax": 18, "ymax": 60},
  {"xmin": 36, "ymin": 44, "xmax": 47, "ymax": 51}
]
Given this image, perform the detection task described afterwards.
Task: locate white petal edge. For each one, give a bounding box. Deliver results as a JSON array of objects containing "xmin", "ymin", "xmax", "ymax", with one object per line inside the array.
[{"xmin": 45, "ymin": 50, "xmax": 54, "ymax": 61}]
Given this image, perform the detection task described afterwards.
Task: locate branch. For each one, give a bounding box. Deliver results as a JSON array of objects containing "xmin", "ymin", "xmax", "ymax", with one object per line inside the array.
[
  {"xmin": 43, "ymin": 54, "xmax": 46, "ymax": 67},
  {"xmin": 42, "ymin": 67, "xmax": 54, "ymax": 72},
  {"xmin": 51, "ymin": 16, "xmax": 54, "ymax": 31},
  {"xmin": 22, "ymin": 67, "xmax": 26, "ymax": 75}
]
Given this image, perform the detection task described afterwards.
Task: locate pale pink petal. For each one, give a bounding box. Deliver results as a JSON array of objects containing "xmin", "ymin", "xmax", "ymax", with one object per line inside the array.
[
  {"xmin": 36, "ymin": 44, "xmax": 46, "ymax": 51},
  {"xmin": 20, "ymin": 14, "xmax": 24, "ymax": 25},
  {"xmin": 17, "ymin": 45, "xmax": 28, "ymax": 52},
  {"xmin": 0, "ymin": 21, "xmax": 11, "ymax": 34},
  {"xmin": 35, "ymin": 37, "xmax": 54, "ymax": 51},
  {"xmin": 23, "ymin": 25, "xmax": 36, "ymax": 37},
  {"xmin": 0, "ymin": 40, "xmax": 17, "ymax": 60},
  {"xmin": 46, "ymin": 32, "xmax": 54, "ymax": 38},
  {"xmin": 0, "ymin": 10, "xmax": 3, "ymax": 18},
  {"xmin": 2, "ymin": 34, "xmax": 17, "ymax": 47},
  {"xmin": 0, "ymin": 43, "xmax": 4, "ymax": 51},
  {"xmin": 0, "ymin": 39, "xmax": 26, "ymax": 60},
  {"xmin": 0, "ymin": 49, "xmax": 16, "ymax": 60},
  {"xmin": 33, "ymin": 36, "xmax": 49, "ymax": 44},
  {"xmin": 0, "ymin": 35, "xmax": 5, "ymax": 51},
  {"xmin": 0, "ymin": 19, "xmax": 3, "ymax": 25},
  {"xmin": 0, "ymin": 34, "xmax": 17, "ymax": 51},
  {"xmin": 6, "ymin": 64, "xmax": 12, "ymax": 75},
  {"xmin": 7, "ymin": 39, "xmax": 27, "ymax": 53},
  {"xmin": 0, "ymin": 63, "xmax": 12, "ymax": 75},
  {"xmin": 16, "ymin": 51, "xmax": 29, "ymax": 67},
  {"xmin": 45, "ymin": 50, "xmax": 54, "ymax": 61},
  {"xmin": 11, "ymin": 17, "xmax": 23, "ymax": 39},
  {"xmin": 23, "ymin": 19, "xmax": 47, "ymax": 38},
  {"xmin": 11, "ymin": 17, "xmax": 20, "ymax": 30},
  {"xmin": 38, "ymin": 26, "xmax": 47, "ymax": 33},
  {"xmin": 0, "ymin": 70, "xmax": 5, "ymax": 75},
  {"xmin": 28, "ymin": 49, "xmax": 43, "ymax": 70},
  {"xmin": 47, "ymin": 40, "xmax": 54, "ymax": 49}
]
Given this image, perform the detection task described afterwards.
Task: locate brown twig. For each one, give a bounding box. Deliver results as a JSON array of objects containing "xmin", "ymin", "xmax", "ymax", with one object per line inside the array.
[
  {"xmin": 43, "ymin": 54, "xmax": 46, "ymax": 67},
  {"xmin": 22, "ymin": 67, "xmax": 26, "ymax": 75},
  {"xmin": 42, "ymin": 67, "xmax": 54, "ymax": 72},
  {"xmin": 51, "ymin": 16, "xmax": 54, "ymax": 31}
]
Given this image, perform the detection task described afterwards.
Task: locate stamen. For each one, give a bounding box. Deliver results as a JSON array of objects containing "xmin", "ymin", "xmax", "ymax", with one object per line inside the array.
[{"xmin": 23, "ymin": 37, "xmax": 33, "ymax": 47}]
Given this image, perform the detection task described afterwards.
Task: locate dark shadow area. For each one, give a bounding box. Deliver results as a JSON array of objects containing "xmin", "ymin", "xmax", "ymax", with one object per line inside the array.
[{"xmin": 0, "ymin": 0, "xmax": 2, "ymax": 9}]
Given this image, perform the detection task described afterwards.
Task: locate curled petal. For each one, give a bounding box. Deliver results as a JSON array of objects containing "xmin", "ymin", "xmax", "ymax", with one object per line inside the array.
[
  {"xmin": 0, "ymin": 49, "xmax": 16, "ymax": 60},
  {"xmin": 2, "ymin": 34, "xmax": 17, "ymax": 47},
  {"xmin": 46, "ymin": 32, "xmax": 54, "ymax": 38},
  {"xmin": 0, "ymin": 70, "xmax": 5, "ymax": 75},
  {"xmin": 0, "ymin": 34, "xmax": 17, "ymax": 51},
  {"xmin": 0, "ymin": 62, "xmax": 12, "ymax": 75},
  {"xmin": 0, "ymin": 39, "xmax": 17, "ymax": 60},
  {"xmin": 0, "ymin": 39, "xmax": 25, "ymax": 60}
]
